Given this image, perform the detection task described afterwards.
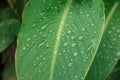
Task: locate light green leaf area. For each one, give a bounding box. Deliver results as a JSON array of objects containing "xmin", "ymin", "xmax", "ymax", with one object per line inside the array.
[
  {"xmin": 16, "ymin": 0, "xmax": 104, "ymax": 80},
  {"xmin": 85, "ymin": 0, "xmax": 120, "ymax": 80}
]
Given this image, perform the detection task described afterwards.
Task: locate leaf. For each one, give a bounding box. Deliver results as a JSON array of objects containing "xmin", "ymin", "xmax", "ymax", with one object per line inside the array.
[
  {"xmin": 85, "ymin": 0, "xmax": 120, "ymax": 80},
  {"xmin": 3, "ymin": 60, "xmax": 17, "ymax": 80},
  {"xmin": 0, "ymin": 6, "xmax": 20, "ymax": 52},
  {"xmin": 0, "ymin": 8, "xmax": 15, "ymax": 20},
  {"xmin": 107, "ymin": 60, "xmax": 120, "ymax": 80},
  {"xmin": 0, "ymin": 20, "xmax": 20, "ymax": 52},
  {"xmin": 7, "ymin": 0, "xmax": 15, "ymax": 10},
  {"xmin": 16, "ymin": 0, "xmax": 28, "ymax": 16},
  {"xmin": 16, "ymin": 0, "xmax": 104, "ymax": 80}
]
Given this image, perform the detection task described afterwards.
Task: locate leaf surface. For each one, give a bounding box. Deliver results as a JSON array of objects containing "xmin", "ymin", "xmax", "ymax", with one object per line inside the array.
[
  {"xmin": 16, "ymin": 0, "xmax": 104, "ymax": 80},
  {"xmin": 85, "ymin": 0, "xmax": 120, "ymax": 80},
  {"xmin": 107, "ymin": 60, "xmax": 120, "ymax": 80},
  {"xmin": 0, "ymin": 7, "xmax": 20, "ymax": 52},
  {"xmin": 3, "ymin": 60, "xmax": 17, "ymax": 80}
]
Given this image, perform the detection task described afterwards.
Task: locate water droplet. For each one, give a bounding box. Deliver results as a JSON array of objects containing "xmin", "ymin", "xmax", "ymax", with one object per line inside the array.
[
  {"xmin": 26, "ymin": 38, "xmax": 31, "ymax": 42},
  {"xmin": 78, "ymin": 36, "xmax": 83, "ymax": 40},
  {"xmin": 116, "ymin": 52, "xmax": 120, "ymax": 56},
  {"xmin": 36, "ymin": 29, "xmax": 39, "ymax": 32},
  {"xmin": 108, "ymin": 30, "xmax": 112, "ymax": 34},
  {"xmin": 62, "ymin": 65, "xmax": 65, "ymax": 68},
  {"xmin": 41, "ymin": 25, "xmax": 47, "ymax": 30},
  {"xmin": 40, "ymin": 12, "xmax": 44, "ymax": 16},
  {"xmin": 91, "ymin": 23, "xmax": 94, "ymax": 26},
  {"xmin": 82, "ymin": 28, "xmax": 85, "ymax": 31},
  {"xmin": 59, "ymin": 53, "xmax": 61, "ymax": 56},
  {"xmin": 71, "ymin": 43, "xmax": 76, "ymax": 47},
  {"xmin": 86, "ymin": 14, "xmax": 89, "ymax": 17},
  {"xmin": 32, "ymin": 23, "xmax": 36, "ymax": 27},
  {"xmin": 75, "ymin": 75, "xmax": 78, "ymax": 78},
  {"xmin": 71, "ymin": 36, "xmax": 75, "ymax": 40},
  {"xmin": 68, "ymin": 63, "xmax": 73, "ymax": 67},
  {"xmin": 117, "ymin": 29, "xmax": 120, "ymax": 33},
  {"xmin": 33, "ymin": 63, "xmax": 37, "ymax": 66},
  {"xmin": 81, "ymin": 51, "xmax": 84, "ymax": 54},
  {"xmin": 103, "ymin": 44, "xmax": 106, "ymax": 47},
  {"xmin": 23, "ymin": 47, "xmax": 26, "ymax": 50},
  {"xmin": 63, "ymin": 42, "xmax": 68, "ymax": 47},
  {"xmin": 2, "ymin": 40, "xmax": 5, "ymax": 43},
  {"xmin": 33, "ymin": 35, "xmax": 37, "ymax": 37},
  {"xmin": 43, "ymin": 57, "xmax": 46, "ymax": 60},
  {"xmin": 109, "ymin": 45, "xmax": 113, "ymax": 49},
  {"xmin": 36, "ymin": 57, "xmax": 39, "ymax": 60},
  {"xmin": 73, "ymin": 52, "xmax": 78, "ymax": 56},
  {"xmin": 68, "ymin": 30, "xmax": 71, "ymax": 34},
  {"xmin": 71, "ymin": 59, "xmax": 73, "ymax": 61},
  {"xmin": 65, "ymin": 57, "xmax": 68, "ymax": 59}
]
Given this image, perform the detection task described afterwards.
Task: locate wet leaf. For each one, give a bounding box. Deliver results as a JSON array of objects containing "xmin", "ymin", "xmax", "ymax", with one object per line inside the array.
[
  {"xmin": 16, "ymin": 0, "xmax": 104, "ymax": 80},
  {"xmin": 85, "ymin": 0, "xmax": 120, "ymax": 80}
]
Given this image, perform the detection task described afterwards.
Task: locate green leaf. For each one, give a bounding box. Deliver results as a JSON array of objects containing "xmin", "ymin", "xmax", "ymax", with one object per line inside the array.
[
  {"xmin": 7, "ymin": 0, "xmax": 15, "ymax": 10},
  {"xmin": 16, "ymin": 0, "xmax": 104, "ymax": 80},
  {"xmin": 0, "ymin": 8, "xmax": 15, "ymax": 20},
  {"xmin": 85, "ymin": 0, "xmax": 120, "ymax": 80},
  {"xmin": 0, "ymin": 20, "xmax": 20, "ymax": 52},
  {"xmin": 3, "ymin": 60, "xmax": 17, "ymax": 80},
  {"xmin": 107, "ymin": 60, "xmax": 120, "ymax": 80},
  {"xmin": 0, "ymin": 6, "xmax": 20, "ymax": 52},
  {"xmin": 16, "ymin": 0, "xmax": 28, "ymax": 16}
]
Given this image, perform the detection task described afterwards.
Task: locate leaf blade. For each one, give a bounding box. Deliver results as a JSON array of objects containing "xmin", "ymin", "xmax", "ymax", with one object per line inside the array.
[
  {"xmin": 16, "ymin": 0, "xmax": 104, "ymax": 80},
  {"xmin": 85, "ymin": 0, "xmax": 120, "ymax": 80}
]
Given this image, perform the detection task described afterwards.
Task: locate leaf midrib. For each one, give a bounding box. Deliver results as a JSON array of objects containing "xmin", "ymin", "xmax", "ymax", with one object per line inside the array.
[{"xmin": 50, "ymin": 0, "xmax": 73, "ymax": 79}]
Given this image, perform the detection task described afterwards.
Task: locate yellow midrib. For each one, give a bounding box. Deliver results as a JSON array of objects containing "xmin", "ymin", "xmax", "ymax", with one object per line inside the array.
[{"xmin": 49, "ymin": 0, "xmax": 73, "ymax": 80}]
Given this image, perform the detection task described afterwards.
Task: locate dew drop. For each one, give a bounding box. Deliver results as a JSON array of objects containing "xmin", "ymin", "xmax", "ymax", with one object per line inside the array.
[
  {"xmin": 86, "ymin": 14, "xmax": 89, "ymax": 17},
  {"xmin": 68, "ymin": 63, "xmax": 73, "ymax": 67},
  {"xmin": 82, "ymin": 28, "xmax": 85, "ymax": 31},
  {"xmin": 2, "ymin": 40, "xmax": 5, "ymax": 43},
  {"xmin": 91, "ymin": 23, "xmax": 95, "ymax": 26},
  {"xmin": 71, "ymin": 43, "xmax": 76, "ymax": 47},
  {"xmin": 108, "ymin": 30, "xmax": 112, "ymax": 34},
  {"xmin": 23, "ymin": 47, "xmax": 26, "ymax": 50},
  {"xmin": 26, "ymin": 38, "xmax": 31, "ymax": 42},
  {"xmin": 73, "ymin": 52, "xmax": 78, "ymax": 56},
  {"xmin": 71, "ymin": 36, "xmax": 75, "ymax": 40},
  {"xmin": 36, "ymin": 57, "xmax": 39, "ymax": 60},
  {"xmin": 75, "ymin": 75, "xmax": 78, "ymax": 79},
  {"xmin": 81, "ymin": 51, "xmax": 84, "ymax": 54},
  {"xmin": 32, "ymin": 23, "xmax": 36, "ymax": 27},
  {"xmin": 43, "ymin": 57, "xmax": 46, "ymax": 60},
  {"xmin": 63, "ymin": 42, "xmax": 68, "ymax": 47},
  {"xmin": 62, "ymin": 65, "xmax": 65, "ymax": 68},
  {"xmin": 33, "ymin": 35, "xmax": 37, "ymax": 37},
  {"xmin": 78, "ymin": 36, "xmax": 83, "ymax": 40},
  {"xmin": 41, "ymin": 25, "xmax": 47, "ymax": 30},
  {"xmin": 68, "ymin": 30, "xmax": 71, "ymax": 34},
  {"xmin": 116, "ymin": 52, "xmax": 120, "ymax": 56}
]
